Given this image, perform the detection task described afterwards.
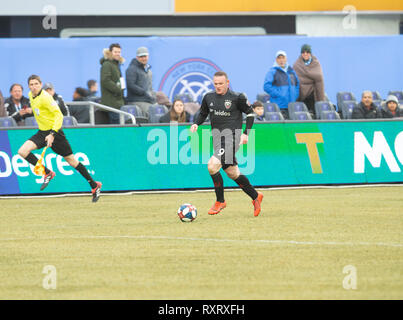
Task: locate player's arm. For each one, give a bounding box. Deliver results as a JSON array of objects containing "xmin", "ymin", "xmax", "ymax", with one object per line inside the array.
[
  {"xmin": 238, "ymin": 93, "xmax": 255, "ymax": 144},
  {"xmin": 45, "ymin": 95, "xmax": 63, "ymax": 147},
  {"xmin": 190, "ymin": 96, "xmax": 209, "ymax": 132}
]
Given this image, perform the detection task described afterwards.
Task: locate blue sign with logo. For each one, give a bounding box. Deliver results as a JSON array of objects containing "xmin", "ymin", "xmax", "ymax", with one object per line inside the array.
[
  {"xmin": 158, "ymin": 58, "xmax": 222, "ymax": 103},
  {"xmin": 0, "ymin": 131, "xmax": 20, "ymax": 195}
]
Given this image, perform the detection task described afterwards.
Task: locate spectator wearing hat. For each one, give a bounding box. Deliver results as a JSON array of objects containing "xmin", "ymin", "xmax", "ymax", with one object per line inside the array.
[
  {"xmin": 352, "ymin": 91, "xmax": 382, "ymax": 119},
  {"xmin": 125, "ymin": 46, "xmax": 156, "ymax": 116},
  {"xmin": 43, "ymin": 82, "xmax": 69, "ymax": 116},
  {"xmin": 4, "ymin": 83, "xmax": 33, "ymax": 125},
  {"xmin": 263, "ymin": 50, "xmax": 299, "ymax": 119},
  {"xmin": 100, "ymin": 43, "xmax": 125, "ymax": 124},
  {"xmin": 381, "ymin": 95, "xmax": 401, "ymax": 118},
  {"xmin": 293, "ymin": 44, "xmax": 325, "ymax": 117}
]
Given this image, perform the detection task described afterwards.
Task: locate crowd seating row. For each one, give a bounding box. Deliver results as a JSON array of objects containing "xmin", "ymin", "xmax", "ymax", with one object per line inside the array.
[{"xmin": 1, "ymin": 91, "xmax": 402, "ymax": 128}]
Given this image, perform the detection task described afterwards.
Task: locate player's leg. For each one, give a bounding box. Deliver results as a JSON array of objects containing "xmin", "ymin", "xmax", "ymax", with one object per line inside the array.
[
  {"xmin": 18, "ymin": 133, "xmax": 54, "ymax": 187},
  {"xmin": 207, "ymin": 156, "xmax": 227, "ymax": 215},
  {"xmin": 224, "ymin": 165, "xmax": 263, "ymax": 217},
  {"xmin": 51, "ymin": 130, "xmax": 102, "ymax": 202},
  {"xmin": 18, "ymin": 140, "xmax": 40, "ymax": 164},
  {"xmin": 63, "ymin": 154, "xmax": 102, "ymax": 202}
]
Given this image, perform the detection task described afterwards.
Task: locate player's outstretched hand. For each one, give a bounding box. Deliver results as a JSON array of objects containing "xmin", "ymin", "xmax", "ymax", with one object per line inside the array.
[
  {"xmin": 190, "ymin": 124, "xmax": 198, "ymax": 133},
  {"xmin": 45, "ymin": 134, "xmax": 54, "ymax": 147},
  {"xmin": 240, "ymin": 133, "xmax": 248, "ymax": 145}
]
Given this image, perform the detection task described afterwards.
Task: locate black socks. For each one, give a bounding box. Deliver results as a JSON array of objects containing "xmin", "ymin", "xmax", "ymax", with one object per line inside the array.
[
  {"xmin": 234, "ymin": 174, "xmax": 258, "ymax": 200},
  {"xmin": 211, "ymin": 172, "xmax": 258, "ymax": 202},
  {"xmin": 210, "ymin": 172, "xmax": 225, "ymax": 203},
  {"xmin": 75, "ymin": 162, "xmax": 97, "ymax": 188},
  {"xmin": 25, "ymin": 152, "xmax": 50, "ymax": 174}
]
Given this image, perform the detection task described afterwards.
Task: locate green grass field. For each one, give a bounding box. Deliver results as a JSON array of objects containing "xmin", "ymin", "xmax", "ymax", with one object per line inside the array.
[{"xmin": 0, "ymin": 186, "xmax": 402, "ymax": 300}]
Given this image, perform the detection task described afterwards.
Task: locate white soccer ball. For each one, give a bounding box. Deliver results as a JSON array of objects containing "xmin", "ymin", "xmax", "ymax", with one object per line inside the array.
[{"xmin": 177, "ymin": 203, "xmax": 197, "ymax": 222}]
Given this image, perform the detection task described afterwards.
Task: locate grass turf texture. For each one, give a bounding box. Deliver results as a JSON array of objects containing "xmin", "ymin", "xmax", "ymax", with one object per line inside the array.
[{"xmin": 0, "ymin": 186, "xmax": 402, "ymax": 300}]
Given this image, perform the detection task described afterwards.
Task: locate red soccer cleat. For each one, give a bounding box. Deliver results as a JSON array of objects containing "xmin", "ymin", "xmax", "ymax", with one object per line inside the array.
[
  {"xmin": 91, "ymin": 181, "xmax": 102, "ymax": 203},
  {"xmin": 252, "ymin": 192, "xmax": 264, "ymax": 217},
  {"xmin": 208, "ymin": 201, "xmax": 227, "ymax": 215},
  {"xmin": 40, "ymin": 171, "xmax": 55, "ymax": 191}
]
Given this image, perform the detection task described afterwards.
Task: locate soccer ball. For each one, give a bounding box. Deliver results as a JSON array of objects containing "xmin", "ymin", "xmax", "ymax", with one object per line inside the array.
[{"xmin": 177, "ymin": 204, "xmax": 197, "ymax": 222}]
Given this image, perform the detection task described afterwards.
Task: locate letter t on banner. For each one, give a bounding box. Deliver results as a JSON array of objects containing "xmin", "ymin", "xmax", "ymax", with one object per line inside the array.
[{"xmin": 295, "ymin": 133, "xmax": 324, "ymax": 174}]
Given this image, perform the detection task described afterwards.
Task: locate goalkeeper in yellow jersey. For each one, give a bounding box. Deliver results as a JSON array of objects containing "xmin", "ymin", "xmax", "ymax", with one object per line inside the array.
[{"xmin": 18, "ymin": 75, "xmax": 102, "ymax": 202}]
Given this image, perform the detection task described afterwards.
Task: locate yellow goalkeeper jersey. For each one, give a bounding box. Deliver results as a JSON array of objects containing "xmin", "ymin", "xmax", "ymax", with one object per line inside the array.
[{"xmin": 29, "ymin": 89, "xmax": 63, "ymax": 132}]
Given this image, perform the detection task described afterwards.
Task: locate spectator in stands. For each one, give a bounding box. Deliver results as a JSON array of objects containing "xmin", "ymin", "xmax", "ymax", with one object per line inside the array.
[
  {"xmin": 4, "ymin": 83, "xmax": 33, "ymax": 125},
  {"xmin": 293, "ymin": 44, "xmax": 325, "ymax": 117},
  {"xmin": 159, "ymin": 98, "xmax": 190, "ymax": 123},
  {"xmin": 100, "ymin": 43, "xmax": 125, "ymax": 124},
  {"xmin": 73, "ymin": 87, "xmax": 89, "ymax": 101},
  {"xmin": 0, "ymin": 90, "xmax": 5, "ymax": 117},
  {"xmin": 252, "ymin": 101, "xmax": 265, "ymax": 121},
  {"xmin": 43, "ymin": 82, "xmax": 69, "ymax": 116},
  {"xmin": 381, "ymin": 95, "xmax": 401, "ymax": 118},
  {"xmin": 69, "ymin": 87, "xmax": 90, "ymax": 123},
  {"xmin": 352, "ymin": 91, "xmax": 382, "ymax": 119},
  {"xmin": 263, "ymin": 50, "xmax": 299, "ymax": 119},
  {"xmin": 87, "ymin": 79, "xmax": 101, "ymax": 102},
  {"xmin": 126, "ymin": 46, "xmax": 156, "ymax": 117}
]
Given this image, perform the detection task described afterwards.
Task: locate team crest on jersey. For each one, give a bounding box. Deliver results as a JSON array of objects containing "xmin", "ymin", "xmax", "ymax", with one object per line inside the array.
[
  {"xmin": 224, "ymin": 100, "xmax": 232, "ymax": 109},
  {"xmin": 158, "ymin": 58, "xmax": 223, "ymax": 104}
]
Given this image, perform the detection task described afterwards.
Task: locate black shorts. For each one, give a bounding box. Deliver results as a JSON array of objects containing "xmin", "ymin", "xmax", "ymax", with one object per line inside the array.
[
  {"xmin": 212, "ymin": 130, "xmax": 240, "ymax": 170},
  {"xmin": 29, "ymin": 129, "xmax": 73, "ymax": 157}
]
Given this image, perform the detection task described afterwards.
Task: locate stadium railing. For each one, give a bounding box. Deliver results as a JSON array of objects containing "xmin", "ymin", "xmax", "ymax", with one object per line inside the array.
[{"xmin": 65, "ymin": 101, "xmax": 136, "ymax": 125}]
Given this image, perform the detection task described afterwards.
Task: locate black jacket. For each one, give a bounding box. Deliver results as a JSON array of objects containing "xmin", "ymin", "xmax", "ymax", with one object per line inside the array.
[
  {"xmin": 352, "ymin": 102, "xmax": 382, "ymax": 119},
  {"xmin": 4, "ymin": 96, "xmax": 33, "ymax": 122},
  {"xmin": 52, "ymin": 92, "xmax": 68, "ymax": 116},
  {"xmin": 381, "ymin": 106, "xmax": 402, "ymax": 118},
  {"xmin": 126, "ymin": 59, "xmax": 155, "ymax": 103},
  {"xmin": 159, "ymin": 111, "xmax": 191, "ymax": 123}
]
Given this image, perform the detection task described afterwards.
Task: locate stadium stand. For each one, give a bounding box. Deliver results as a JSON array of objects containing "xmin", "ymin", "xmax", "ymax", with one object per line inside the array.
[
  {"xmin": 314, "ymin": 101, "xmax": 335, "ymax": 119},
  {"xmin": 264, "ymin": 111, "xmax": 284, "ymax": 121},
  {"xmin": 121, "ymin": 105, "xmax": 143, "ymax": 117},
  {"xmin": 256, "ymin": 93, "xmax": 271, "ymax": 103},
  {"xmin": 340, "ymin": 100, "xmax": 357, "ymax": 119},
  {"xmin": 148, "ymin": 104, "xmax": 169, "ymax": 123},
  {"xmin": 289, "ymin": 111, "xmax": 312, "ymax": 121},
  {"xmin": 174, "ymin": 93, "xmax": 194, "ymax": 103},
  {"xmin": 372, "ymin": 91, "xmax": 382, "ymax": 101},
  {"xmin": 263, "ymin": 102, "xmax": 280, "ymax": 113},
  {"xmin": 320, "ymin": 110, "xmax": 340, "ymax": 120},
  {"xmin": 288, "ymin": 102, "xmax": 309, "ymax": 120},
  {"xmin": 121, "ymin": 105, "xmax": 149, "ymax": 124},
  {"xmin": 24, "ymin": 116, "xmax": 38, "ymax": 127},
  {"xmin": 337, "ymin": 91, "xmax": 356, "ymax": 111},
  {"xmin": 0, "ymin": 117, "xmax": 17, "ymax": 127},
  {"xmin": 373, "ymin": 100, "xmax": 382, "ymax": 111},
  {"xmin": 62, "ymin": 116, "xmax": 79, "ymax": 127}
]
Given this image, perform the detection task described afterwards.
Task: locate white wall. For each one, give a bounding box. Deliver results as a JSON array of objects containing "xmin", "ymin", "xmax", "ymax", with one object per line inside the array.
[
  {"xmin": 296, "ymin": 14, "xmax": 401, "ymax": 36},
  {"xmin": 0, "ymin": 0, "xmax": 174, "ymax": 15}
]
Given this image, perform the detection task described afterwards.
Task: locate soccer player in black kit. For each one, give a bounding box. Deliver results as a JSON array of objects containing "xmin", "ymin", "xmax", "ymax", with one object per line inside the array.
[{"xmin": 190, "ymin": 71, "xmax": 263, "ymax": 216}]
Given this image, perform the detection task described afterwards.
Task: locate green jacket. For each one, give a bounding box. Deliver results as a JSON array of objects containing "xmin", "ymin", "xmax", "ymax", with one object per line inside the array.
[{"xmin": 100, "ymin": 49, "xmax": 125, "ymax": 109}]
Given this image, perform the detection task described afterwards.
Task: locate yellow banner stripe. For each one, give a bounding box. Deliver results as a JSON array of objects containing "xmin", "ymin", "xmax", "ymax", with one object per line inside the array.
[{"xmin": 175, "ymin": 0, "xmax": 403, "ymax": 12}]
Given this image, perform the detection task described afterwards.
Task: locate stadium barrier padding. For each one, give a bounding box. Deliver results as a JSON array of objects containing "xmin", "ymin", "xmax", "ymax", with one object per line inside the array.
[{"xmin": 1, "ymin": 120, "xmax": 403, "ymax": 195}]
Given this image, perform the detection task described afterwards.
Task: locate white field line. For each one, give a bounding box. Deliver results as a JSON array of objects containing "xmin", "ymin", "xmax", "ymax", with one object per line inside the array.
[
  {"xmin": 0, "ymin": 234, "xmax": 402, "ymax": 248},
  {"xmin": 1, "ymin": 183, "xmax": 403, "ymax": 199}
]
